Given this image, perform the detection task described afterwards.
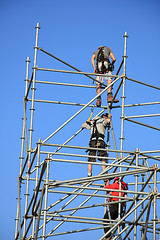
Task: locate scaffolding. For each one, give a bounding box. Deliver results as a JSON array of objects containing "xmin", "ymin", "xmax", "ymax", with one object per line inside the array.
[{"xmin": 15, "ymin": 23, "xmax": 160, "ymax": 240}]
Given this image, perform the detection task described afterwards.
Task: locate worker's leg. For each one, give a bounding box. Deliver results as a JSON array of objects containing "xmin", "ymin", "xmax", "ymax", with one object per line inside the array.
[
  {"xmin": 96, "ymin": 84, "xmax": 102, "ymax": 107},
  {"xmin": 103, "ymin": 211, "xmax": 112, "ymax": 240},
  {"xmin": 97, "ymin": 140, "xmax": 109, "ymax": 184},
  {"xmin": 103, "ymin": 203, "xmax": 119, "ymax": 239},
  {"xmin": 88, "ymin": 140, "xmax": 96, "ymax": 177},
  {"xmin": 87, "ymin": 163, "xmax": 92, "ymax": 177},
  {"xmin": 97, "ymin": 140, "xmax": 108, "ymax": 171},
  {"xmin": 96, "ymin": 84, "xmax": 101, "ymax": 95},
  {"xmin": 95, "ymin": 66, "xmax": 103, "ymax": 107},
  {"xmin": 107, "ymin": 79, "xmax": 112, "ymax": 94},
  {"xmin": 106, "ymin": 72, "xmax": 119, "ymax": 103},
  {"xmin": 102, "ymin": 159, "xmax": 107, "ymax": 171}
]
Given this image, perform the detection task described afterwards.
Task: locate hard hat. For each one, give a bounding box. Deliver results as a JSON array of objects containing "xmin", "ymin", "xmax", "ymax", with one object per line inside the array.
[
  {"xmin": 113, "ymin": 177, "xmax": 120, "ymax": 183},
  {"xmin": 101, "ymin": 113, "xmax": 108, "ymax": 118}
]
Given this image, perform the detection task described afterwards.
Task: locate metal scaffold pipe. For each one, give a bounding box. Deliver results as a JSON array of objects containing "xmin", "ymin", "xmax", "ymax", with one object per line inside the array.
[
  {"xmin": 23, "ymin": 22, "xmax": 40, "ymax": 238},
  {"xmin": 15, "ymin": 24, "xmax": 160, "ymax": 240},
  {"xmin": 42, "ymin": 75, "xmax": 122, "ymax": 144}
]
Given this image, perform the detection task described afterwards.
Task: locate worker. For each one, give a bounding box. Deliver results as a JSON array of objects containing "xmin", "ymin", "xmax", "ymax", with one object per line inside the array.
[
  {"xmin": 81, "ymin": 113, "xmax": 112, "ymax": 177},
  {"xmin": 103, "ymin": 177, "xmax": 128, "ymax": 240},
  {"xmin": 91, "ymin": 46, "xmax": 119, "ymax": 107}
]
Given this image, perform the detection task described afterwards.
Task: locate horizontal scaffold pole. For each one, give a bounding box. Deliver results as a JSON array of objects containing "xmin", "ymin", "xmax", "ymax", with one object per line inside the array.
[
  {"xmin": 126, "ymin": 76, "xmax": 160, "ymax": 90},
  {"xmin": 125, "ymin": 113, "xmax": 160, "ymax": 119},
  {"xmin": 36, "ymin": 67, "xmax": 119, "ymax": 78},
  {"xmin": 124, "ymin": 118, "xmax": 160, "ymax": 131},
  {"xmin": 35, "ymin": 80, "xmax": 96, "ymax": 88},
  {"xmin": 28, "ymin": 98, "xmax": 106, "ymax": 108},
  {"xmin": 49, "ymin": 167, "xmax": 156, "ymax": 186},
  {"xmin": 37, "ymin": 47, "xmax": 123, "ymax": 88},
  {"xmin": 42, "ymin": 75, "xmax": 122, "ymax": 144},
  {"xmin": 48, "ymin": 183, "xmax": 149, "ymax": 196},
  {"xmin": 47, "ymin": 200, "xmax": 127, "ymax": 214},
  {"xmin": 112, "ymin": 101, "xmax": 160, "ymax": 109},
  {"xmin": 48, "ymin": 157, "xmax": 148, "ymax": 170}
]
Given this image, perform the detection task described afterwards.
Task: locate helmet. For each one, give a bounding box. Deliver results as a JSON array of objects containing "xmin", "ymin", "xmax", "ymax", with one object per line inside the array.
[
  {"xmin": 113, "ymin": 177, "xmax": 120, "ymax": 183},
  {"xmin": 101, "ymin": 113, "xmax": 108, "ymax": 118}
]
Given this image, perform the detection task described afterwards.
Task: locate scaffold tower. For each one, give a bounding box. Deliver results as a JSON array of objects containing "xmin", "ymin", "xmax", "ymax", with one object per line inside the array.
[{"xmin": 15, "ymin": 23, "xmax": 160, "ymax": 240}]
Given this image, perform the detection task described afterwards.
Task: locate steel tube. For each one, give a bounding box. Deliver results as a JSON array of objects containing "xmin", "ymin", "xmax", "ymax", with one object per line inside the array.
[
  {"xmin": 126, "ymin": 76, "xmax": 160, "ymax": 90},
  {"xmin": 124, "ymin": 118, "xmax": 160, "ymax": 131},
  {"xmin": 34, "ymin": 186, "xmax": 45, "ymax": 240},
  {"xmin": 37, "ymin": 47, "xmax": 106, "ymax": 86},
  {"xmin": 35, "ymin": 80, "xmax": 96, "ymax": 88},
  {"xmin": 48, "ymin": 183, "xmax": 149, "ymax": 196},
  {"xmin": 23, "ymin": 22, "xmax": 40, "ymax": 237},
  {"xmin": 15, "ymin": 56, "xmax": 30, "ymax": 239},
  {"xmin": 36, "ymin": 67, "xmax": 119, "ymax": 78},
  {"xmin": 28, "ymin": 98, "xmax": 106, "ymax": 108},
  {"xmin": 153, "ymin": 168, "xmax": 157, "ymax": 240},
  {"xmin": 49, "ymin": 167, "xmax": 154, "ymax": 187},
  {"xmin": 42, "ymin": 75, "xmax": 122, "ymax": 144},
  {"xmin": 42, "ymin": 155, "xmax": 50, "ymax": 240},
  {"xmin": 47, "ymin": 200, "xmax": 127, "ymax": 214},
  {"xmin": 31, "ymin": 139, "xmax": 41, "ymax": 238},
  {"xmin": 134, "ymin": 148, "xmax": 139, "ymax": 240},
  {"xmin": 125, "ymin": 113, "xmax": 160, "ymax": 119},
  {"xmin": 40, "ymin": 143, "xmax": 136, "ymax": 154},
  {"xmin": 113, "ymin": 196, "xmax": 153, "ymax": 240},
  {"xmin": 100, "ymin": 193, "xmax": 152, "ymax": 240},
  {"xmin": 112, "ymin": 101, "xmax": 160, "ymax": 109},
  {"xmin": 49, "ymin": 157, "xmax": 148, "ymax": 170}
]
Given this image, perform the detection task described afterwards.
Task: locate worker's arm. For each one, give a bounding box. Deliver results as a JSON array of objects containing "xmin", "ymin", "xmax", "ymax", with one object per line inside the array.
[
  {"xmin": 81, "ymin": 121, "xmax": 91, "ymax": 130},
  {"xmin": 110, "ymin": 52, "xmax": 116, "ymax": 64},
  {"xmin": 91, "ymin": 54, "xmax": 96, "ymax": 73},
  {"xmin": 107, "ymin": 114, "xmax": 112, "ymax": 123},
  {"xmin": 103, "ymin": 114, "xmax": 112, "ymax": 126}
]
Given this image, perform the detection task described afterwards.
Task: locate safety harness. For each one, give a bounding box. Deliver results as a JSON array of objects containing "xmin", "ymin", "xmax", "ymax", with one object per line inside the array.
[
  {"xmin": 96, "ymin": 46, "xmax": 109, "ymax": 74},
  {"xmin": 90, "ymin": 119, "xmax": 105, "ymax": 142},
  {"xmin": 108, "ymin": 181, "xmax": 128, "ymax": 218},
  {"xmin": 96, "ymin": 46, "xmax": 114, "ymax": 74}
]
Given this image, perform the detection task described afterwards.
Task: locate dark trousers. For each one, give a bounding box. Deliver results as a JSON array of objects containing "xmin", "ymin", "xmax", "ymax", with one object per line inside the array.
[
  {"xmin": 88, "ymin": 140, "xmax": 108, "ymax": 162},
  {"xmin": 103, "ymin": 202, "xmax": 122, "ymax": 237}
]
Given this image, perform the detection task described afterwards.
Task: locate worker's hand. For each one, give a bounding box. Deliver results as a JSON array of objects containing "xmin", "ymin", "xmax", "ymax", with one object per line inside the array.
[{"xmin": 104, "ymin": 179, "xmax": 110, "ymax": 186}]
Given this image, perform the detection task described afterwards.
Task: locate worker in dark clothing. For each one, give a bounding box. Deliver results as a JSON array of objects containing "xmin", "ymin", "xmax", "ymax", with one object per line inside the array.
[
  {"xmin": 103, "ymin": 177, "xmax": 128, "ymax": 240},
  {"xmin": 81, "ymin": 113, "xmax": 112, "ymax": 177},
  {"xmin": 91, "ymin": 46, "xmax": 119, "ymax": 107}
]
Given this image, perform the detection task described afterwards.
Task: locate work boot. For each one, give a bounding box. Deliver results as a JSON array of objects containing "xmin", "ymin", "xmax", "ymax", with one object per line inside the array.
[
  {"xmin": 107, "ymin": 92, "xmax": 119, "ymax": 103},
  {"xmin": 96, "ymin": 96, "xmax": 101, "ymax": 107}
]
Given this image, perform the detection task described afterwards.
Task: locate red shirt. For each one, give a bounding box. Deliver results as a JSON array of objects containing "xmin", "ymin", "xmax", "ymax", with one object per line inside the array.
[{"xmin": 105, "ymin": 182, "xmax": 128, "ymax": 202}]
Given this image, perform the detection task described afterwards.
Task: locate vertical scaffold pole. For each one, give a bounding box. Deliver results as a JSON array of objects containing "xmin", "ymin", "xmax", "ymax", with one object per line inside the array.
[
  {"xmin": 24, "ymin": 57, "xmax": 30, "ymax": 152},
  {"xmin": 31, "ymin": 139, "xmax": 42, "ymax": 239},
  {"xmin": 141, "ymin": 159, "xmax": 145, "ymax": 239},
  {"xmin": 42, "ymin": 155, "xmax": 50, "ymax": 240},
  {"xmin": 23, "ymin": 23, "xmax": 40, "ymax": 237},
  {"xmin": 134, "ymin": 148, "xmax": 139, "ymax": 240},
  {"xmin": 15, "ymin": 57, "xmax": 31, "ymax": 240},
  {"xmin": 120, "ymin": 32, "xmax": 128, "ymax": 153},
  {"xmin": 25, "ymin": 57, "xmax": 30, "ymax": 94},
  {"xmin": 153, "ymin": 166, "xmax": 157, "ymax": 240},
  {"xmin": 118, "ymin": 32, "xmax": 128, "ymax": 236}
]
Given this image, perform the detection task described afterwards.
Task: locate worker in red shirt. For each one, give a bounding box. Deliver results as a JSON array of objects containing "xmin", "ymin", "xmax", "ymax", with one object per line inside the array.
[{"xmin": 103, "ymin": 177, "xmax": 128, "ymax": 240}]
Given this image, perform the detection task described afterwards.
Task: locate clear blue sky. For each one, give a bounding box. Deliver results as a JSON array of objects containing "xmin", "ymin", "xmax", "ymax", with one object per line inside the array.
[{"xmin": 1, "ymin": 0, "xmax": 160, "ymax": 239}]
